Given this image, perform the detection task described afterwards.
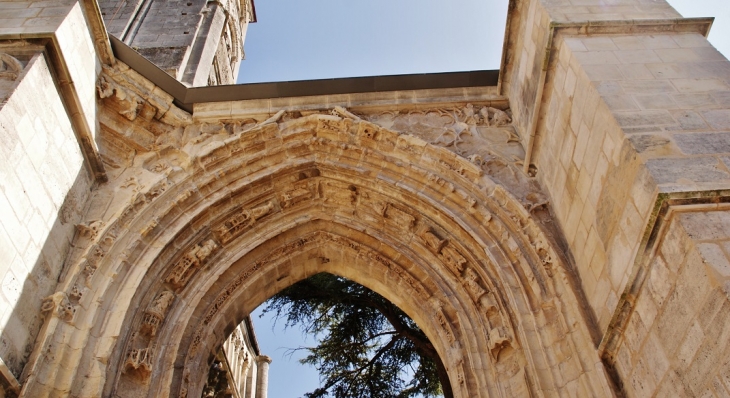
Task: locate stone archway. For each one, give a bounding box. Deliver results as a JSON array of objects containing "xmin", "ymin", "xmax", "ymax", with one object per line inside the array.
[{"xmin": 24, "ymin": 109, "xmax": 612, "ymax": 397}]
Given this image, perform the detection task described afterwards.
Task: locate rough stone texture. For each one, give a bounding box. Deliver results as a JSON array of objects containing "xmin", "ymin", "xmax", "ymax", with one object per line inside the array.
[
  {"xmin": 1, "ymin": 0, "xmax": 730, "ymax": 397},
  {"xmin": 615, "ymin": 209, "xmax": 730, "ymax": 397},
  {"xmin": 0, "ymin": 51, "xmax": 91, "ymax": 381}
]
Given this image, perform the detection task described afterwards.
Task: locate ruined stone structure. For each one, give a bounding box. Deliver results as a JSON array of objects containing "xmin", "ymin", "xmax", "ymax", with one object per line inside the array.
[{"xmin": 1, "ymin": 0, "xmax": 730, "ymax": 397}]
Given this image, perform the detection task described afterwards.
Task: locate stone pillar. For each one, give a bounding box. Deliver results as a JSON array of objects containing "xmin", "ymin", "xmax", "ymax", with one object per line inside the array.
[
  {"xmin": 239, "ymin": 357, "xmax": 251, "ymax": 398},
  {"xmin": 255, "ymin": 355, "xmax": 272, "ymax": 398}
]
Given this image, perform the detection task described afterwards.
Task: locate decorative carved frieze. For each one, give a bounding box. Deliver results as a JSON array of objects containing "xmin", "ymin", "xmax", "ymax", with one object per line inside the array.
[{"xmin": 165, "ymin": 239, "xmax": 218, "ymax": 288}]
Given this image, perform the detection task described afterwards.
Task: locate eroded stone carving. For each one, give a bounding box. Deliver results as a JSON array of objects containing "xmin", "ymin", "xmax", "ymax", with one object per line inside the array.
[
  {"xmin": 417, "ymin": 225, "xmax": 446, "ymax": 253},
  {"xmin": 41, "ymin": 292, "xmax": 75, "ymax": 322},
  {"xmin": 280, "ymin": 184, "xmax": 314, "ymax": 208},
  {"xmin": 141, "ymin": 290, "xmax": 175, "ymax": 336},
  {"xmin": 463, "ymin": 267, "xmax": 487, "ymax": 300},
  {"xmin": 76, "ymin": 220, "xmax": 104, "ymax": 240},
  {"xmin": 384, "ymin": 203, "xmax": 416, "ymax": 230},
  {"xmin": 320, "ymin": 181, "xmax": 358, "ymax": 206},
  {"xmin": 215, "ymin": 201, "xmax": 275, "ymax": 244},
  {"xmin": 166, "ymin": 240, "xmax": 218, "ymax": 288},
  {"xmin": 124, "ymin": 347, "xmax": 154, "ymax": 378},
  {"xmin": 440, "ymin": 242, "xmax": 468, "ymax": 275},
  {"xmin": 488, "ymin": 326, "xmax": 512, "ymax": 360}
]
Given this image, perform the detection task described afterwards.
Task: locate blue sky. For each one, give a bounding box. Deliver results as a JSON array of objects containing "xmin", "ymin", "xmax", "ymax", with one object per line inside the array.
[
  {"xmin": 237, "ymin": 0, "xmax": 729, "ymax": 84},
  {"xmin": 242, "ymin": 1, "xmax": 729, "ymax": 397},
  {"xmin": 237, "ymin": 0, "xmax": 507, "ymax": 83}
]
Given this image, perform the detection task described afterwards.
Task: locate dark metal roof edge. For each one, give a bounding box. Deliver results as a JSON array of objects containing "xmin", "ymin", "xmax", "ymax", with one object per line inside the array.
[
  {"xmin": 109, "ymin": 35, "xmax": 499, "ymax": 115},
  {"xmin": 249, "ymin": 0, "xmax": 257, "ymax": 23}
]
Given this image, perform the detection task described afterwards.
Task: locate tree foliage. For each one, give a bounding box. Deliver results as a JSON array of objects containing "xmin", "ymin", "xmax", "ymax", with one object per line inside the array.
[{"xmin": 261, "ymin": 273, "xmax": 452, "ymax": 398}]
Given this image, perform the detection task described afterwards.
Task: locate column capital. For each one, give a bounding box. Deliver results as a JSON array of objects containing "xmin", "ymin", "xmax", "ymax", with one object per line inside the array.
[{"xmin": 256, "ymin": 355, "xmax": 272, "ymax": 364}]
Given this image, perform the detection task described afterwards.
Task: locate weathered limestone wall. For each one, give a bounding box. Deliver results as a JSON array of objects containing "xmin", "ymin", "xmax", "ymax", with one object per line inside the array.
[
  {"xmin": 0, "ymin": 1, "xmax": 102, "ymax": 391},
  {"xmin": 535, "ymin": 32, "xmax": 657, "ymax": 330},
  {"xmin": 535, "ymin": 27, "xmax": 730, "ymax": 327},
  {"xmin": 0, "ymin": 51, "xmax": 92, "ymax": 381},
  {"xmin": 502, "ymin": 0, "xmax": 551, "ymax": 146},
  {"xmin": 615, "ymin": 208, "xmax": 730, "ymax": 396},
  {"xmin": 513, "ymin": 0, "xmax": 730, "ymax": 396}
]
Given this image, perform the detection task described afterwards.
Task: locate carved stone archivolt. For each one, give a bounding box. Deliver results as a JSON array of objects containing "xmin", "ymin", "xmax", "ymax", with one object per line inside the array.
[
  {"xmin": 166, "ymin": 239, "xmax": 219, "ymax": 289},
  {"xmin": 41, "ymin": 292, "xmax": 75, "ymax": 322},
  {"xmin": 140, "ymin": 290, "xmax": 175, "ymax": 337},
  {"xmin": 124, "ymin": 346, "xmax": 154, "ymax": 379},
  {"xmin": 31, "ymin": 89, "xmax": 605, "ymax": 398}
]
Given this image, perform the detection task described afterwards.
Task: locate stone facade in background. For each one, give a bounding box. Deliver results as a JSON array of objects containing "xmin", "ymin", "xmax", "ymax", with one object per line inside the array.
[
  {"xmin": 0, "ymin": 0, "xmax": 729, "ymax": 397},
  {"xmin": 98, "ymin": 0, "xmax": 255, "ymax": 85},
  {"xmin": 208, "ymin": 319, "xmax": 268, "ymax": 398}
]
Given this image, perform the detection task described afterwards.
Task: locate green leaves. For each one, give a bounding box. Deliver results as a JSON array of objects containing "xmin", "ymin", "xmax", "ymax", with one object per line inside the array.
[{"xmin": 261, "ymin": 273, "xmax": 449, "ymax": 398}]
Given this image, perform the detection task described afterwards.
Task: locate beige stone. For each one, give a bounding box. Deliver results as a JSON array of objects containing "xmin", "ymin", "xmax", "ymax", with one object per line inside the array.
[{"xmin": 0, "ymin": 0, "xmax": 729, "ymax": 397}]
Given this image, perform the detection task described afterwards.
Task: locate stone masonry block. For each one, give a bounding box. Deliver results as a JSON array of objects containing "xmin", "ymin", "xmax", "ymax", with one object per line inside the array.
[
  {"xmin": 675, "ymin": 132, "xmax": 730, "ymax": 154},
  {"xmin": 702, "ymin": 110, "xmax": 730, "ymax": 130},
  {"xmin": 668, "ymin": 110, "xmax": 709, "ymax": 131},
  {"xmin": 646, "ymin": 157, "xmax": 730, "ymax": 185},
  {"xmin": 697, "ymin": 243, "xmax": 730, "ymax": 278},
  {"xmin": 678, "ymin": 211, "xmax": 730, "ymax": 241}
]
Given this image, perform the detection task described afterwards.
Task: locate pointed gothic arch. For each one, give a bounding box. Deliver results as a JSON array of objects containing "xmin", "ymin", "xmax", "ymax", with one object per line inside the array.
[{"xmin": 26, "ymin": 110, "xmax": 611, "ymax": 397}]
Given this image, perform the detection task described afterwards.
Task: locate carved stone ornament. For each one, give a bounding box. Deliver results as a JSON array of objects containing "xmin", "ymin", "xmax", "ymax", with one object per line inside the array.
[
  {"xmin": 280, "ymin": 185, "xmax": 313, "ymax": 208},
  {"xmin": 41, "ymin": 292, "xmax": 75, "ymax": 322},
  {"xmin": 383, "ymin": 203, "xmax": 416, "ymax": 230},
  {"xmin": 124, "ymin": 347, "xmax": 154, "ymax": 378},
  {"xmin": 75, "ymin": 220, "xmax": 104, "ymax": 239},
  {"xmin": 417, "ymin": 225, "xmax": 446, "ymax": 252},
  {"xmin": 488, "ymin": 326, "xmax": 512, "ymax": 360},
  {"xmin": 440, "ymin": 242, "xmax": 468, "ymax": 275},
  {"xmin": 166, "ymin": 239, "xmax": 218, "ymax": 288},
  {"xmin": 140, "ymin": 290, "xmax": 175, "ymax": 336},
  {"xmin": 215, "ymin": 201, "xmax": 274, "ymax": 244}
]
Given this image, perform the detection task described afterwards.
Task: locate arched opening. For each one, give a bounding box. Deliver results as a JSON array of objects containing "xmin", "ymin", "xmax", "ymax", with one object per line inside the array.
[
  {"xmin": 26, "ymin": 111, "xmax": 610, "ymax": 397},
  {"xmin": 205, "ymin": 272, "xmax": 453, "ymax": 398}
]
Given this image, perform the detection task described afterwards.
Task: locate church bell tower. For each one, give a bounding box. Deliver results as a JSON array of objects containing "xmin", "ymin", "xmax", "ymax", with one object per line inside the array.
[{"xmin": 98, "ymin": 0, "xmax": 256, "ymax": 86}]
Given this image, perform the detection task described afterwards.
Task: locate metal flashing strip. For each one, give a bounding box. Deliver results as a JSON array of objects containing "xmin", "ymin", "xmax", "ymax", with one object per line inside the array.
[{"xmin": 109, "ymin": 36, "xmax": 499, "ymax": 114}]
